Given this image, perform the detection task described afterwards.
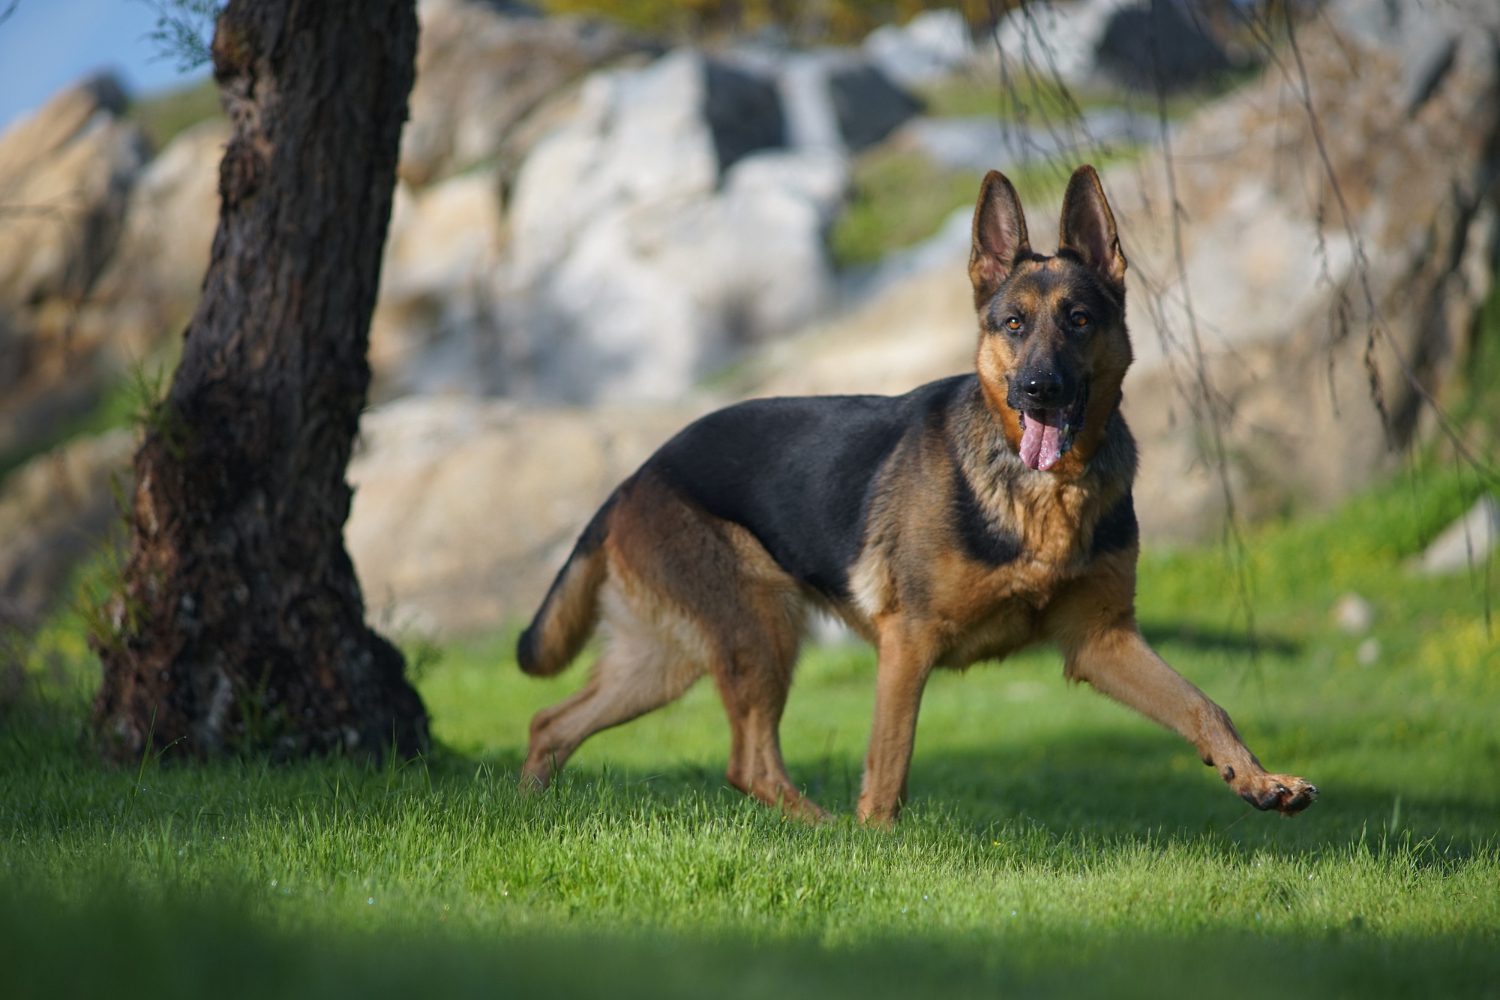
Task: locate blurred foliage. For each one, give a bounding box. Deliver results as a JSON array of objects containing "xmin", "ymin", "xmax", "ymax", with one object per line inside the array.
[
  {"xmin": 830, "ymin": 143, "xmax": 1144, "ymax": 269},
  {"xmin": 830, "ymin": 148, "xmax": 985, "ymax": 267},
  {"xmin": 127, "ymin": 76, "xmax": 222, "ymax": 152},
  {"xmin": 919, "ymin": 66, "xmax": 1259, "ymax": 123},
  {"xmin": 538, "ymin": 0, "xmax": 1006, "ymax": 43}
]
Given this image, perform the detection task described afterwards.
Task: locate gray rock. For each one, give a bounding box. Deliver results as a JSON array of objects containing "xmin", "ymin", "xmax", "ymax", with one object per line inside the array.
[
  {"xmin": 985, "ymin": 0, "xmax": 1128, "ymax": 87},
  {"xmin": 0, "ymin": 74, "xmax": 147, "ymax": 306},
  {"xmin": 863, "ymin": 9, "xmax": 975, "ymax": 87},
  {"xmin": 776, "ymin": 49, "xmax": 920, "ymax": 154},
  {"xmin": 703, "ymin": 61, "xmax": 786, "ymax": 171},
  {"xmin": 826, "ymin": 61, "xmax": 922, "ymax": 152},
  {"xmin": 369, "ymin": 170, "xmax": 507, "ymax": 401},
  {"xmin": 1412, "ymin": 496, "xmax": 1499, "ymax": 576},
  {"xmin": 1332, "ymin": 593, "xmax": 1376, "ymax": 635},
  {"xmin": 0, "ymin": 76, "xmax": 149, "ymax": 465},
  {"xmin": 1094, "ymin": 1, "xmax": 1235, "ymax": 92},
  {"xmin": 400, "ymin": 0, "xmax": 647, "ymax": 185},
  {"xmin": 73, "ymin": 119, "xmax": 229, "ymax": 363},
  {"xmin": 0, "ymin": 428, "xmax": 135, "ymax": 632},
  {"xmin": 502, "ymin": 50, "xmax": 844, "ymax": 403}
]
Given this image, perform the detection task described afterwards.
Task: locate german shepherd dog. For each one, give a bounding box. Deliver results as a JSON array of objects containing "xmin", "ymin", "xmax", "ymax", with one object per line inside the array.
[{"xmin": 517, "ymin": 165, "xmax": 1317, "ymax": 825}]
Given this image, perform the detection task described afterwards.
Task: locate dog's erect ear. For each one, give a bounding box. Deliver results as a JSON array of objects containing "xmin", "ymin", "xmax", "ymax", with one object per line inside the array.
[
  {"xmin": 970, "ymin": 170, "xmax": 1031, "ymax": 307},
  {"xmin": 1059, "ymin": 165, "xmax": 1126, "ymax": 288}
]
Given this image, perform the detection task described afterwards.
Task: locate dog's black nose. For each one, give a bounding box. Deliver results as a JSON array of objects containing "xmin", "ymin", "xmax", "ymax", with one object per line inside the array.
[{"xmin": 1021, "ymin": 373, "xmax": 1065, "ymax": 407}]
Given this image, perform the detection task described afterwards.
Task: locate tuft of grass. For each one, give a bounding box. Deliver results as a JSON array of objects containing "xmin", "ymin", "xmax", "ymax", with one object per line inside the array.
[{"xmin": 3, "ymin": 449, "xmax": 1498, "ymax": 998}]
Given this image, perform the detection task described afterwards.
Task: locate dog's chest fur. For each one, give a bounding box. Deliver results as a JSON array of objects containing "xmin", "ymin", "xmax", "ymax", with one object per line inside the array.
[{"xmin": 847, "ymin": 408, "xmax": 1134, "ymax": 666}]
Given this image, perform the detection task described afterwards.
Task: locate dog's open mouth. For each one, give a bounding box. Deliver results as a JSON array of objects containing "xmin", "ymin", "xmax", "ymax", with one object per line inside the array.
[{"xmin": 1018, "ymin": 388, "xmax": 1089, "ymax": 472}]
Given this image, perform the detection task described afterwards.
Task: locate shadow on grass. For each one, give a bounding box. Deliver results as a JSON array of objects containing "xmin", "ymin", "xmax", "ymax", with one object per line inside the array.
[
  {"xmin": 448, "ymin": 728, "xmax": 1497, "ymax": 862},
  {"xmin": 1138, "ymin": 621, "xmax": 1300, "ymax": 657},
  {"xmin": 2, "ymin": 874, "xmax": 1497, "ymax": 1000}
]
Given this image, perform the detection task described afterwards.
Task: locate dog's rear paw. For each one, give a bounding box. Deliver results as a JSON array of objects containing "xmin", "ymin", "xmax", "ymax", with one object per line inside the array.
[{"xmin": 1238, "ymin": 773, "xmax": 1318, "ymax": 815}]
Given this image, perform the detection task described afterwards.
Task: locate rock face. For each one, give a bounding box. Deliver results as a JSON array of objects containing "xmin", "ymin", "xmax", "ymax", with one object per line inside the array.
[
  {"xmin": 985, "ymin": 0, "xmax": 1238, "ymax": 92},
  {"xmin": 399, "ymin": 0, "xmax": 648, "ymax": 186},
  {"xmin": 501, "ymin": 49, "xmax": 852, "ymax": 402},
  {"xmin": 370, "ymin": 169, "xmax": 507, "ymax": 401},
  {"xmin": 71, "ymin": 119, "xmax": 229, "ymax": 362},
  {"xmin": 1093, "ymin": 1, "xmax": 1233, "ymax": 90},
  {"xmin": 0, "ymin": 77, "xmax": 148, "ymax": 462},
  {"xmin": 1111, "ymin": 0, "xmax": 1500, "ymax": 536},
  {"xmin": 864, "ymin": 9, "xmax": 976, "ymax": 88},
  {"xmin": 0, "ymin": 429, "xmax": 135, "ymax": 631},
  {"xmin": 0, "ymin": 76, "xmax": 145, "ymax": 305}
]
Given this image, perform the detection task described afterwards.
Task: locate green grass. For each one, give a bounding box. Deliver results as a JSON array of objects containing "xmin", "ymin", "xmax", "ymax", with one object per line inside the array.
[
  {"xmin": 830, "ymin": 148, "xmax": 987, "ymax": 267},
  {"xmin": 4, "ymin": 445, "xmax": 1498, "ymax": 998}
]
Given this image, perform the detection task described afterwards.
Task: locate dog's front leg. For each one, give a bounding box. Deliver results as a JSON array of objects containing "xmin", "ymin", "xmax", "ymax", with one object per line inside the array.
[
  {"xmin": 857, "ymin": 622, "xmax": 938, "ymax": 826},
  {"xmin": 1053, "ymin": 606, "xmax": 1317, "ymax": 815}
]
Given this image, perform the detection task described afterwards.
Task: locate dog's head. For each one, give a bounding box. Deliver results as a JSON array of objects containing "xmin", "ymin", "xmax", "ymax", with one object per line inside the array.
[{"xmin": 968, "ymin": 165, "xmax": 1132, "ymax": 475}]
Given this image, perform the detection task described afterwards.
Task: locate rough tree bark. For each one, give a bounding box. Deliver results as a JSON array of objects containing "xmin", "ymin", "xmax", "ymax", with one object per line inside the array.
[{"xmin": 91, "ymin": 0, "xmax": 429, "ymax": 761}]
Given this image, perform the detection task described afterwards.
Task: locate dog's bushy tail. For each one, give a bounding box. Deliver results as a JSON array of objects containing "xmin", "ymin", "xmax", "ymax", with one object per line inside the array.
[{"xmin": 516, "ymin": 494, "xmax": 616, "ymax": 677}]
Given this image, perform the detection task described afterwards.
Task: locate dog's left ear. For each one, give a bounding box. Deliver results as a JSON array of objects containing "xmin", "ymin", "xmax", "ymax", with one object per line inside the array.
[{"xmin": 1059, "ymin": 165, "xmax": 1126, "ymax": 288}]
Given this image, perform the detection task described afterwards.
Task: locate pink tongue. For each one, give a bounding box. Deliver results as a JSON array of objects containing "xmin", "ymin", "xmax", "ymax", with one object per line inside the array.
[{"xmin": 1019, "ymin": 411, "xmax": 1064, "ymax": 471}]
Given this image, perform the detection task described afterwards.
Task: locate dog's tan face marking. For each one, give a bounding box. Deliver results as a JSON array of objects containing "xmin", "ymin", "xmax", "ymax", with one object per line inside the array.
[{"xmin": 969, "ymin": 169, "xmax": 1132, "ymax": 476}]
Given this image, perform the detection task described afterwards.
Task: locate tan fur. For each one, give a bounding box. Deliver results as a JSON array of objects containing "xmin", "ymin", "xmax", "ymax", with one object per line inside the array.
[
  {"xmin": 520, "ymin": 165, "xmax": 1316, "ymax": 826},
  {"xmin": 518, "ymin": 545, "xmax": 606, "ymax": 677}
]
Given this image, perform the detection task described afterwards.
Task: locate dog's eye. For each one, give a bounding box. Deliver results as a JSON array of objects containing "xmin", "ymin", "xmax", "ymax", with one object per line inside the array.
[
  {"xmin": 1004, "ymin": 316, "xmax": 1022, "ymax": 333},
  {"xmin": 1070, "ymin": 311, "xmax": 1090, "ymax": 328}
]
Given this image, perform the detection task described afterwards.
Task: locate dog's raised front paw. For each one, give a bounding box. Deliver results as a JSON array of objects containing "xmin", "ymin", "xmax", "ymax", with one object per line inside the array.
[{"xmin": 1238, "ymin": 773, "xmax": 1318, "ymax": 815}]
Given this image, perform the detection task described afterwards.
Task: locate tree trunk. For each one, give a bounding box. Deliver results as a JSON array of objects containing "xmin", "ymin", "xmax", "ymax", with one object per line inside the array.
[{"xmin": 91, "ymin": 0, "xmax": 429, "ymax": 761}]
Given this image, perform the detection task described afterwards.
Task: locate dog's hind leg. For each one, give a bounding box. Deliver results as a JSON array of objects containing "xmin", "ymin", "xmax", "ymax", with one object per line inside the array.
[{"xmin": 521, "ymin": 580, "xmax": 705, "ymax": 790}]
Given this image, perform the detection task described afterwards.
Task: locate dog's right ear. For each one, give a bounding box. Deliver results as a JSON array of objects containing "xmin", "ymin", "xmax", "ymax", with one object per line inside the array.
[{"xmin": 969, "ymin": 170, "xmax": 1031, "ymax": 308}]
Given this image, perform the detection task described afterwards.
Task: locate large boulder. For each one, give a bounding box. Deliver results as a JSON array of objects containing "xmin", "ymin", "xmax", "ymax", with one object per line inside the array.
[
  {"xmin": 345, "ymin": 396, "xmax": 698, "ymax": 634},
  {"xmin": 369, "ymin": 170, "xmax": 507, "ymax": 401},
  {"xmin": 71, "ymin": 119, "xmax": 229, "ymax": 362},
  {"xmin": 501, "ymin": 49, "xmax": 847, "ymax": 403},
  {"xmin": 0, "ymin": 75, "xmax": 146, "ymax": 305}
]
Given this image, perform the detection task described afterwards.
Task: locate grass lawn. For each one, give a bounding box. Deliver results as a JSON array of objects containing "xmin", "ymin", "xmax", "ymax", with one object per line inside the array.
[{"xmin": 4, "ymin": 445, "xmax": 1497, "ymax": 998}]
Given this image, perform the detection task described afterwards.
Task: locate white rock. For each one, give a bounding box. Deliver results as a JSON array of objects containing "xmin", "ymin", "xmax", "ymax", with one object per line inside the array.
[
  {"xmin": 1332, "ymin": 593, "xmax": 1376, "ymax": 635},
  {"xmin": 863, "ymin": 9, "xmax": 975, "ymax": 87},
  {"xmin": 1412, "ymin": 496, "xmax": 1499, "ymax": 576}
]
